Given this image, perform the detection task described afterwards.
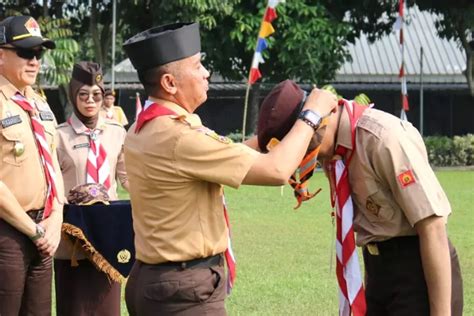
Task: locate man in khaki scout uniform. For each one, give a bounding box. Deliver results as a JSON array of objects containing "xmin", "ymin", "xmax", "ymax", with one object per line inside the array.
[
  {"xmin": 257, "ymin": 81, "xmax": 463, "ymax": 316},
  {"xmin": 100, "ymin": 88, "xmax": 129, "ymax": 127},
  {"xmin": 0, "ymin": 15, "xmax": 64, "ymax": 315},
  {"xmin": 122, "ymin": 22, "xmax": 338, "ymax": 315}
]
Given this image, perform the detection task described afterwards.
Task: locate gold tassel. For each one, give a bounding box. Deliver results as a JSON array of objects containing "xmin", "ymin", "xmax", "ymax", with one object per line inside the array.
[{"xmin": 62, "ymin": 223, "xmax": 125, "ymax": 283}]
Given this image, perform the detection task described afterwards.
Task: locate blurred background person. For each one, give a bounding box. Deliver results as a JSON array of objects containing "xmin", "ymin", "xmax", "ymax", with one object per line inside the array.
[{"xmin": 101, "ymin": 88, "xmax": 129, "ymax": 128}]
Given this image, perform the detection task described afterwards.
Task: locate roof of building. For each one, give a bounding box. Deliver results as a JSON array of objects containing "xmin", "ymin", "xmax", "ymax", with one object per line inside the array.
[{"xmin": 103, "ymin": 5, "xmax": 467, "ymax": 89}]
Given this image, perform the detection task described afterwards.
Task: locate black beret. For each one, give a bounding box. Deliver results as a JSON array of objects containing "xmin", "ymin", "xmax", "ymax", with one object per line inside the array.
[
  {"xmin": 123, "ymin": 22, "xmax": 201, "ymax": 71},
  {"xmin": 257, "ymin": 80, "xmax": 306, "ymax": 152},
  {"xmin": 0, "ymin": 15, "xmax": 55, "ymax": 49}
]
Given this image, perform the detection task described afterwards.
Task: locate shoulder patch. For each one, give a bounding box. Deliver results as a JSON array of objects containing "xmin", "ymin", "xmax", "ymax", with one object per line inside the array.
[
  {"xmin": 197, "ymin": 127, "xmax": 232, "ymax": 144},
  {"xmin": 397, "ymin": 170, "xmax": 416, "ymax": 188},
  {"xmin": 357, "ymin": 114, "xmax": 385, "ymax": 138}
]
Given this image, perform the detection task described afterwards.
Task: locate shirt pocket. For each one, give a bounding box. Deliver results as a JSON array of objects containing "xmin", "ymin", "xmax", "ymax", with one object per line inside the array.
[
  {"xmin": 362, "ymin": 181, "xmax": 396, "ymax": 223},
  {"xmin": 1, "ymin": 125, "xmax": 29, "ymax": 166}
]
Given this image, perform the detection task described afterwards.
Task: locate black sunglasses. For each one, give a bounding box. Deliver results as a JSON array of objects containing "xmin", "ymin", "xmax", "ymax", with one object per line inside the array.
[{"xmin": 1, "ymin": 46, "xmax": 45, "ymax": 60}]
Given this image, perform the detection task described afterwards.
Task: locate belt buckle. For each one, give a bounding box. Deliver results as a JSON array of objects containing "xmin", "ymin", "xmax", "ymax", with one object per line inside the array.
[{"xmin": 366, "ymin": 243, "xmax": 380, "ymax": 256}]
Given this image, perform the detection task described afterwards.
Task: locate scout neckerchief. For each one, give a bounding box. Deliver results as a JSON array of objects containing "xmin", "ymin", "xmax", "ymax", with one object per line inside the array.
[
  {"xmin": 288, "ymin": 147, "xmax": 322, "ymax": 209},
  {"xmin": 135, "ymin": 100, "xmax": 237, "ymax": 293},
  {"xmin": 11, "ymin": 93, "xmax": 57, "ymax": 219},
  {"xmin": 67, "ymin": 117, "xmax": 111, "ymax": 190},
  {"xmin": 329, "ymin": 99, "xmax": 367, "ymax": 316}
]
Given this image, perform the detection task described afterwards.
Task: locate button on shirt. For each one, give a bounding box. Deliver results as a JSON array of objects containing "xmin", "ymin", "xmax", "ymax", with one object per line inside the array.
[
  {"xmin": 0, "ymin": 75, "xmax": 64, "ymax": 212},
  {"xmin": 335, "ymin": 107, "xmax": 451, "ymax": 246},
  {"xmin": 125, "ymin": 101, "xmax": 259, "ymax": 264}
]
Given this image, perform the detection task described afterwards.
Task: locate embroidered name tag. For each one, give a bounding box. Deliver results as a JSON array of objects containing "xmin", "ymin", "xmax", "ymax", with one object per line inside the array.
[
  {"xmin": 39, "ymin": 111, "xmax": 54, "ymax": 121},
  {"xmin": 1, "ymin": 115, "xmax": 22, "ymax": 128},
  {"xmin": 73, "ymin": 143, "xmax": 90, "ymax": 149}
]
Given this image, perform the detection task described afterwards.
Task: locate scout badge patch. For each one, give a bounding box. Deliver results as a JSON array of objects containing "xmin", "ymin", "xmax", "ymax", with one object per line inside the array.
[{"xmin": 397, "ymin": 169, "xmax": 416, "ymax": 188}]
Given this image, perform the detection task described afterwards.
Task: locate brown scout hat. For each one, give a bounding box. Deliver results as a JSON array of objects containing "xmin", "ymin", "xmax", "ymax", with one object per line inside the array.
[
  {"xmin": 257, "ymin": 80, "xmax": 306, "ymax": 152},
  {"xmin": 0, "ymin": 15, "xmax": 55, "ymax": 49},
  {"xmin": 67, "ymin": 183, "xmax": 110, "ymax": 206},
  {"xmin": 104, "ymin": 88, "xmax": 115, "ymax": 97},
  {"xmin": 68, "ymin": 61, "xmax": 105, "ymax": 107}
]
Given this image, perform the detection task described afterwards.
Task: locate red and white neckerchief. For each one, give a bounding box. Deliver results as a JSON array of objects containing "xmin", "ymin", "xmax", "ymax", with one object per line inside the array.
[
  {"xmin": 136, "ymin": 100, "xmax": 237, "ymax": 294},
  {"xmin": 68, "ymin": 117, "xmax": 111, "ymax": 190},
  {"xmin": 329, "ymin": 99, "xmax": 367, "ymax": 316},
  {"xmin": 12, "ymin": 93, "xmax": 57, "ymax": 219},
  {"xmin": 222, "ymin": 195, "xmax": 236, "ymax": 294}
]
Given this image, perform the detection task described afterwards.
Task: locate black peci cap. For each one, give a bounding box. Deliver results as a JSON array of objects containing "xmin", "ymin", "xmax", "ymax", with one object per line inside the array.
[
  {"xmin": 123, "ymin": 22, "xmax": 201, "ymax": 71},
  {"xmin": 0, "ymin": 15, "xmax": 55, "ymax": 49}
]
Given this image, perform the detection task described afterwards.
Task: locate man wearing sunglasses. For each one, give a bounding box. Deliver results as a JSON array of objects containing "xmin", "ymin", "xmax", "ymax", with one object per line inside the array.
[{"xmin": 0, "ymin": 15, "xmax": 65, "ymax": 316}]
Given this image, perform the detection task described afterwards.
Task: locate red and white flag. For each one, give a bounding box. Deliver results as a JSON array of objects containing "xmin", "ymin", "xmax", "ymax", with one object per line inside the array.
[{"xmin": 135, "ymin": 92, "xmax": 143, "ymax": 121}]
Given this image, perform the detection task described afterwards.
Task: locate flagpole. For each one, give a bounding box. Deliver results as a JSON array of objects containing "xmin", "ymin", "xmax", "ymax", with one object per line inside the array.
[{"xmin": 241, "ymin": 82, "xmax": 251, "ymax": 142}]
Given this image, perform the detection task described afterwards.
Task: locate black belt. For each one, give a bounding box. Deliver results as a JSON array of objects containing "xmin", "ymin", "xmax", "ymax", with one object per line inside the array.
[
  {"xmin": 27, "ymin": 209, "xmax": 45, "ymax": 223},
  {"xmin": 365, "ymin": 235, "xmax": 419, "ymax": 256},
  {"xmin": 151, "ymin": 254, "xmax": 223, "ymax": 270}
]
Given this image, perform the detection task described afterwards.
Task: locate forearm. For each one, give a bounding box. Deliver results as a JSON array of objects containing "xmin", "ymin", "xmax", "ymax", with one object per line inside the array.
[
  {"xmin": 416, "ymin": 216, "xmax": 451, "ymax": 316},
  {"xmin": 0, "ymin": 181, "xmax": 36, "ymax": 237}
]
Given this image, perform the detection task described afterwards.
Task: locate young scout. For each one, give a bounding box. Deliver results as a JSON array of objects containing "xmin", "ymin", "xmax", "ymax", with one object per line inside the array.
[
  {"xmin": 122, "ymin": 22, "xmax": 338, "ymax": 315},
  {"xmin": 100, "ymin": 88, "xmax": 129, "ymax": 127},
  {"xmin": 257, "ymin": 80, "xmax": 464, "ymax": 316},
  {"xmin": 0, "ymin": 15, "xmax": 64, "ymax": 315}
]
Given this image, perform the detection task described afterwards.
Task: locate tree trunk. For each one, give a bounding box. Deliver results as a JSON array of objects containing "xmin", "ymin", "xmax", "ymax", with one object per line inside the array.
[
  {"xmin": 42, "ymin": 0, "xmax": 48, "ymax": 17},
  {"xmin": 90, "ymin": 0, "xmax": 104, "ymax": 66}
]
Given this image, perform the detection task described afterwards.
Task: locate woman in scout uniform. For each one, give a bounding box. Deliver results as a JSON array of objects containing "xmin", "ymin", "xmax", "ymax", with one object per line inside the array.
[
  {"xmin": 0, "ymin": 15, "xmax": 64, "ymax": 316},
  {"xmin": 257, "ymin": 81, "xmax": 463, "ymax": 316},
  {"xmin": 54, "ymin": 61, "xmax": 129, "ymax": 316}
]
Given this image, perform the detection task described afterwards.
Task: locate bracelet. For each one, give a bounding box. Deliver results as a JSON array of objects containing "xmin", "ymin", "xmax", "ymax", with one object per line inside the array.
[{"xmin": 30, "ymin": 224, "xmax": 45, "ymax": 242}]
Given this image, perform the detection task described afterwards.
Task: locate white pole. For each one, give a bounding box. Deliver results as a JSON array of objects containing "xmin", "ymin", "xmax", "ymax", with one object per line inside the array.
[
  {"xmin": 419, "ymin": 47, "xmax": 424, "ymax": 136},
  {"xmin": 111, "ymin": 0, "xmax": 117, "ymax": 92}
]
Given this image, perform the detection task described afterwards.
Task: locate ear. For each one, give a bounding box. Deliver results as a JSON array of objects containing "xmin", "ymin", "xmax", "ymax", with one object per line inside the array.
[{"xmin": 160, "ymin": 73, "xmax": 178, "ymax": 95}]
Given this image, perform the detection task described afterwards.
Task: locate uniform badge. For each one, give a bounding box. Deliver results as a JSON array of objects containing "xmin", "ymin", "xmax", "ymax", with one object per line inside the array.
[
  {"xmin": 1, "ymin": 115, "xmax": 22, "ymax": 128},
  {"xmin": 366, "ymin": 197, "xmax": 381, "ymax": 216},
  {"xmin": 24, "ymin": 17, "xmax": 42, "ymax": 37},
  {"xmin": 397, "ymin": 170, "xmax": 416, "ymax": 188},
  {"xmin": 95, "ymin": 74, "xmax": 102, "ymax": 84},
  {"xmin": 73, "ymin": 143, "xmax": 90, "ymax": 150},
  {"xmin": 204, "ymin": 130, "xmax": 232, "ymax": 144},
  {"xmin": 117, "ymin": 249, "xmax": 131, "ymax": 263},
  {"xmin": 39, "ymin": 111, "xmax": 54, "ymax": 121}
]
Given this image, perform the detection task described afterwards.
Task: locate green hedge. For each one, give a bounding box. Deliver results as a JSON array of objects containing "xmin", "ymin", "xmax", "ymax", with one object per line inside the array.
[{"xmin": 424, "ymin": 134, "xmax": 474, "ymax": 167}]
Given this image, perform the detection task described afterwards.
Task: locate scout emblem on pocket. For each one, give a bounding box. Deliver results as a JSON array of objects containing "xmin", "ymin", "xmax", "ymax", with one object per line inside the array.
[{"xmin": 366, "ymin": 197, "xmax": 381, "ymax": 216}]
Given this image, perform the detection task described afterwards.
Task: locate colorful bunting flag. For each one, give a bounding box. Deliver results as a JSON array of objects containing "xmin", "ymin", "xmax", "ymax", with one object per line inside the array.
[{"xmin": 248, "ymin": 0, "xmax": 284, "ymax": 85}]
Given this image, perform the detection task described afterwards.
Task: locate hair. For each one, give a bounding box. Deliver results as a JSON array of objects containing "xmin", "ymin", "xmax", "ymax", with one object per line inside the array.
[{"xmin": 137, "ymin": 61, "xmax": 181, "ymax": 97}]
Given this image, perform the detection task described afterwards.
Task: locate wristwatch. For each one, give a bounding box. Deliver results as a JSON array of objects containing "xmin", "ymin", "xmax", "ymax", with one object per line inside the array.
[
  {"xmin": 30, "ymin": 224, "xmax": 45, "ymax": 242},
  {"xmin": 298, "ymin": 109, "xmax": 322, "ymax": 131}
]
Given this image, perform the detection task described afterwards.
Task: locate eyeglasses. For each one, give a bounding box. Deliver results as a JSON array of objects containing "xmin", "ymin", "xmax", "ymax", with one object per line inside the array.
[
  {"xmin": 0, "ymin": 46, "xmax": 45, "ymax": 60},
  {"xmin": 78, "ymin": 91, "xmax": 104, "ymax": 102}
]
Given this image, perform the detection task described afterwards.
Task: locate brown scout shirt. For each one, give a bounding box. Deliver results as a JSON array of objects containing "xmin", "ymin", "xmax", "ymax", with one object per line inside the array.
[
  {"xmin": 0, "ymin": 75, "xmax": 64, "ymax": 213},
  {"xmin": 56, "ymin": 113, "xmax": 127, "ymax": 200},
  {"xmin": 125, "ymin": 101, "xmax": 258, "ymax": 264},
  {"xmin": 335, "ymin": 106, "xmax": 451, "ymax": 246},
  {"xmin": 99, "ymin": 106, "xmax": 129, "ymax": 127}
]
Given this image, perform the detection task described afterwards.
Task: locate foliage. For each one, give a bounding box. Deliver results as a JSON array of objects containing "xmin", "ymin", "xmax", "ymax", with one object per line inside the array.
[
  {"xmin": 38, "ymin": 17, "xmax": 79, "ymax": 87},
  {"xmin": 424, "ymin": 134, "xmax": 474, "ymax": 166}
]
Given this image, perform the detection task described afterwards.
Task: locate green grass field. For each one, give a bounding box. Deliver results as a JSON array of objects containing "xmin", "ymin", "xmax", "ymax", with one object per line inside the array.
[{"xmin": 110, "ymin": 170, "xmax": 472, "ymax": 315}]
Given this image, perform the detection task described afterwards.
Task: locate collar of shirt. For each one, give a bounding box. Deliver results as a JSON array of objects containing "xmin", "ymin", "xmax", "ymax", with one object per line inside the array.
[
  {"xmin": 334, "ymin": 105, "xmax": 353, "ymax": 151},
  {"xmin": 144, "ymin": 99, "xmax": 202, "ymax": 128},
  {"xmin": 69, "ymin": 112, "xmax": 106, "ymax": 134},
  {"xmin": 0, "ymin": 75, "xmax": 41, "ymax": 103}
]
